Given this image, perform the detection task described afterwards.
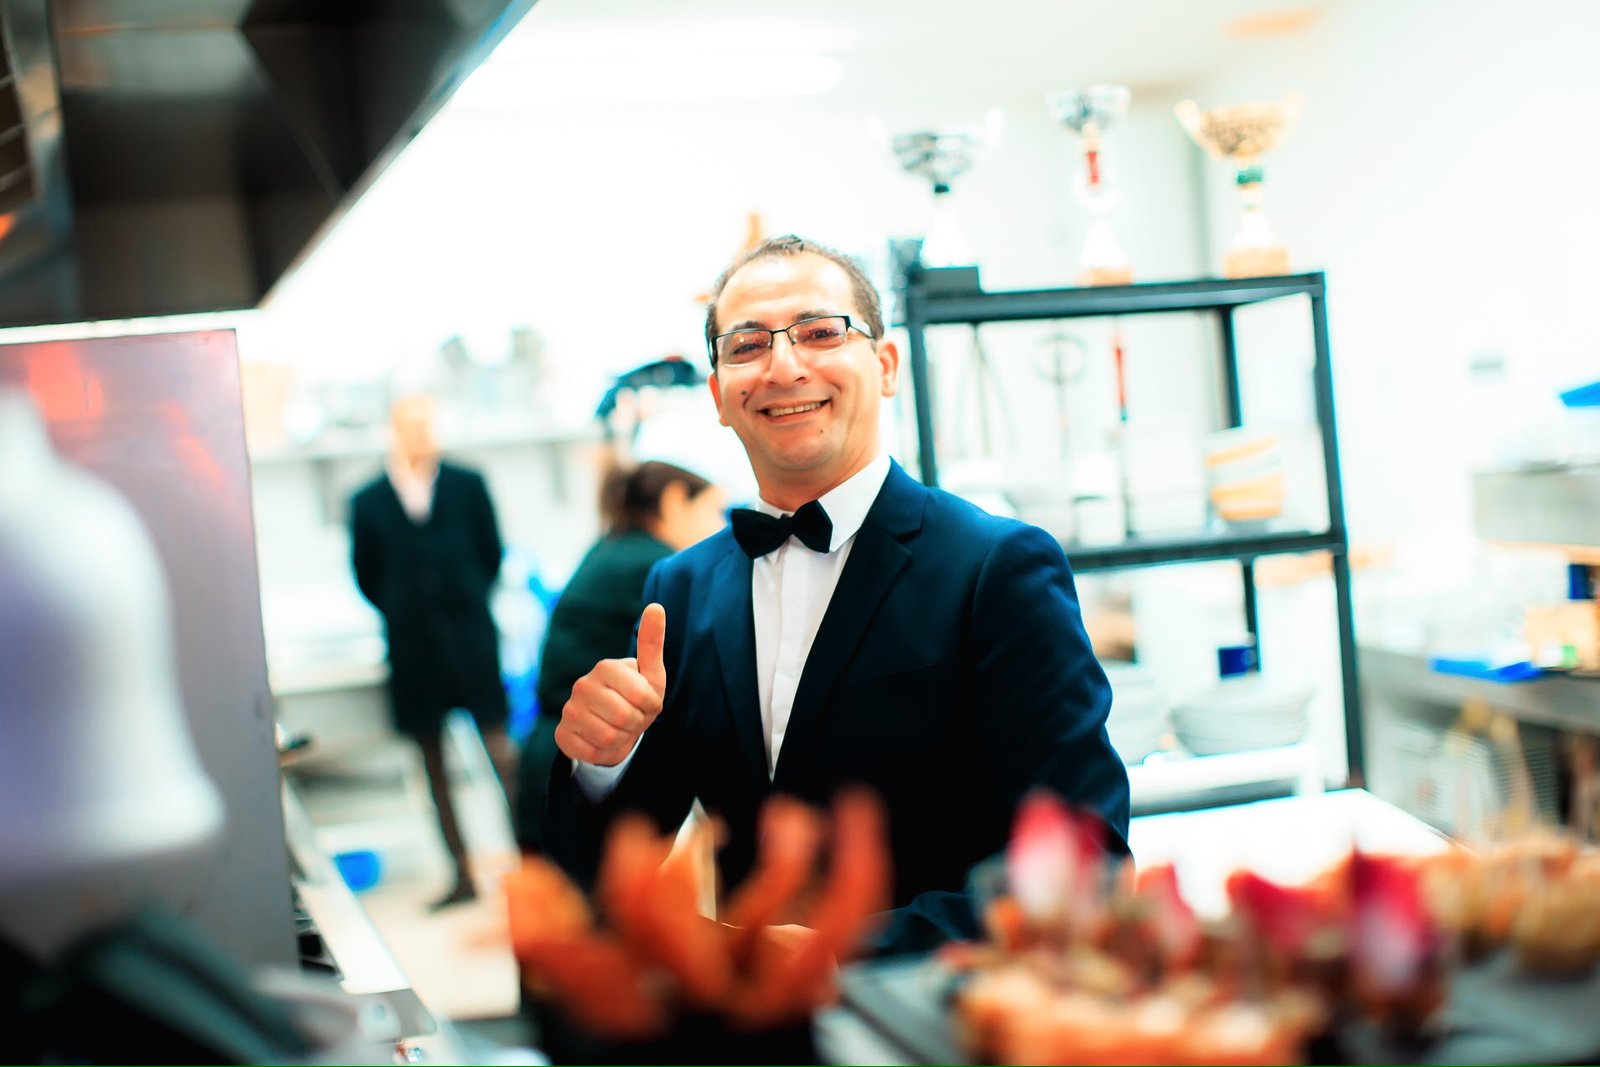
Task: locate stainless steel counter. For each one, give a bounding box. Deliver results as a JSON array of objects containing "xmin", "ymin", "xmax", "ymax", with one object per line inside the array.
[
  {"xmin": 1360, "ymin": 645, "xmax": 1600, "ymax": 735},
  {"xmin": 281, "ymin": 780, "xmax": 437, "ymax": 1041}
]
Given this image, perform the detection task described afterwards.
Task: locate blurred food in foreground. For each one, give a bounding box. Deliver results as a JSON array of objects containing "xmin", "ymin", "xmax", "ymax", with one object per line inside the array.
[
  {"xmin": 1423, "ymin": 831, "xmax": 1600, "ymax": 977},
  {"xmin": 504, "ymin": 790, "xmax": 888, "ymax": 1039},
  {"xmin": 944, "ymin": 791, "xmax": 1600, "ymax": 1065}
]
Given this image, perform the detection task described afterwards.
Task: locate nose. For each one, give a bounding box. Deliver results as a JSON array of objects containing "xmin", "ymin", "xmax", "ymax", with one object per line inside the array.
[{"xmin": 762, "ymin": 331, "xmax": 809, "ymax": 382}]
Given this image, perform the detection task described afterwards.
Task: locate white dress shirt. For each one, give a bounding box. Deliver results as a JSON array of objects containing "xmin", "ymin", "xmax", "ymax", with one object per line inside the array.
[
  {"xmin": 574, "ymin": 453, "xmax": 892, "ymax": 799},
  {"xmin": 386, "ymin": 456, "xmax": 438, "ymax": 524}
]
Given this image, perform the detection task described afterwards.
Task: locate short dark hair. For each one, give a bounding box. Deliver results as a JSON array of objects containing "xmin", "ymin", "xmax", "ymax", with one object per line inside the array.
[
  {"xmin": 703, "ymin": 235, "xmax": 883, "ymax": 369},
  {"xmin": 599, "ymin": 460, "xmax": 713, "ymax": 537}
]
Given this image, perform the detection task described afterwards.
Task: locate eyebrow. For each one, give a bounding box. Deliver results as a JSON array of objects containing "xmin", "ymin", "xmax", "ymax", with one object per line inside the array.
[{"xmin": 721, "ymin": 309, "xmax": 839, "ymax": 334}]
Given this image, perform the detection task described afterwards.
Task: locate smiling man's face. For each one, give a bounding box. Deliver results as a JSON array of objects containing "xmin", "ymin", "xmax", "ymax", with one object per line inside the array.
[{"xmin": 708, "ymin": 252, "xmax": 898, "ymax": 510}]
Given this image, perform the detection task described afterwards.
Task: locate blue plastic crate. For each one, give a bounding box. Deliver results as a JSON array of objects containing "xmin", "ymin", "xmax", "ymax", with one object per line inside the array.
[
  {"xmin": 1559, "ymin": 380, "xmax": 1600, "ymax": 408},
  {"xmin": 1429, "ymin": 656, "xmax": 1545, "ymax": 683}
]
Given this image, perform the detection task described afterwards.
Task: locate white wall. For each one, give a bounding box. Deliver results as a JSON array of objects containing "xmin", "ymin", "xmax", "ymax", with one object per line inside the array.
[
  {"xmin": 1147, "ymin": 0, "xmax": 1600, "ymax": 783},
  {"xmin": 1184, "ymin": 0, "xmax": 1600, "ymax": 548},
  {"xmin": 244, "ymin": 1, "xmax": 1600, "ymax": 789},
  {"xmin": 245, "ymin": 67, "xmax": 1211, "ymax": 654},
  {"xmin": 255, "ymin": 89, "xmax": 1206, "ymax": 377}
]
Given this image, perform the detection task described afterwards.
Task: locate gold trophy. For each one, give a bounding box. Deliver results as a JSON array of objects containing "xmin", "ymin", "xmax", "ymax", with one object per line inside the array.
[
  {"xmin": 1047, "ymin": 84, "xmax": 1133, "ymax": 286},
  {"xmin": 1175, "ymin": 94, "xmax": 1303, "ymax": 277}
]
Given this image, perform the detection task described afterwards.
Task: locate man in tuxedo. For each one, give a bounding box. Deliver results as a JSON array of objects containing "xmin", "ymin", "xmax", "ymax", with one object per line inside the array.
[{"xmin": 544, "ymin": 236, "xmax": 1128, "ymax": 954}]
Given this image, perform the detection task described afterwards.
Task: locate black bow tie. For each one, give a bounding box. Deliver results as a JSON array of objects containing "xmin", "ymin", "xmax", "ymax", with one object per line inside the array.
[{"xmin": 730, "ymin": 500, "xmax": 833, "ymax": 558}]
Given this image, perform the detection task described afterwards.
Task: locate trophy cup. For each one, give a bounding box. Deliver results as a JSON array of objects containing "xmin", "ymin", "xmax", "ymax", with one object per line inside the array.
[
  {"xmin": 893, "ymin": 128, "xmax": 985, "ymax": 267},
  {"xmin": 1047, "ymin": 84, "xmax": 1133, "ymax": 286},
  {"xmin": 1175, "ymin": 93, "xmax": 1303, "ymax": 278}
]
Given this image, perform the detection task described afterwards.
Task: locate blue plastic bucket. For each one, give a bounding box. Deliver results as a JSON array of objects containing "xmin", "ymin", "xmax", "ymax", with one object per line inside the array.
[{"xmin": 333, "ymin": 849, "xmax": 382, "ymax": 892}]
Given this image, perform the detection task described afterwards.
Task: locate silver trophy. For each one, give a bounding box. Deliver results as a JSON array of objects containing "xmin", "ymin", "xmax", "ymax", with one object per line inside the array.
[
  {"xmin": 893, "ymin": 128, "xmax": 985, "ymax": 267},
  {"xmin": 1047, "ymin": 85, "xmax": 1133, "ymax": 286}
]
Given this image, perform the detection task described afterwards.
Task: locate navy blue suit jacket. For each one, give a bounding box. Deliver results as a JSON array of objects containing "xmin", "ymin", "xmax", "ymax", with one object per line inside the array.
[{"xmin": 544, "ymin": 460, "xmax": 1129, "ymax": 955}]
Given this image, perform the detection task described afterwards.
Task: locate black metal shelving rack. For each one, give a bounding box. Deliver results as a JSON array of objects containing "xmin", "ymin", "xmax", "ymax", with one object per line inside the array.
[{"xmin": 898, "ymin": 268, "xmax": 1364, "ymax": 785}]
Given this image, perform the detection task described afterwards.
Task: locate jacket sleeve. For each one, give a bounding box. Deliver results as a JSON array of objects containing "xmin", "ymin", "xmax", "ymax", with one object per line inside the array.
[
  {"xmin": 541, "ymin": 562, "xmax": 696, "ymax": 889},
  {"xmin": 349, "ymin": 493, "xmax": 384, "ymax": 610},
  {"xmin": 968, "ymin": 521, "xmax": 1130, "ymax": 851},
  {"xmin": 468, "ymin": 470, "xmax": 504, "ymax": 583},
  {"xmin": 867, "ymin": 522, "xmax": 1130, "ymax": 958}
]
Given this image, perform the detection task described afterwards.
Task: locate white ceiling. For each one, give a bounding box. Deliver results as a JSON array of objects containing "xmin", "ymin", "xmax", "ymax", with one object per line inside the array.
[
  {"xmin": 245, "ymin": 0, "xmax": 1333, "ymax": 378},
  {"xmin": 493, "ymin": 0, "xmax": 1330, "ymax": 106}
]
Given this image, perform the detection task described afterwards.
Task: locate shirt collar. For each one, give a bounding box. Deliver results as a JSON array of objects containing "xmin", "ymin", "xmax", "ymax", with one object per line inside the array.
[
  {"xmin": 752, "ymin": 453, "xmax": 890, "ymax": 552},
  {"xmin": 386, "ymin": 455, "xmax": 439, "ymax": 493}
]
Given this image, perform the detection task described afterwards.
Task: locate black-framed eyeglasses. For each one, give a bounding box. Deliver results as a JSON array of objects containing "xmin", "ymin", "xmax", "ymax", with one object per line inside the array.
[{"xmin": 711, "ymin": 315, "xmax": 873, "ymax": 367}]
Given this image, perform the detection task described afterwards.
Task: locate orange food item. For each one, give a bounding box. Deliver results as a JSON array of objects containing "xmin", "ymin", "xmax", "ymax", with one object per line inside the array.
[
  {"xmin": 722, "ymin": 796, "xmax": 824, "ymax": 960},
  {"xmin": 506, "ymin": 790, "xmax": 890, "ymax": 1039},
  {"xmin": 726, "ymin": 789, "xmax": 892, "ymax": 1028}
]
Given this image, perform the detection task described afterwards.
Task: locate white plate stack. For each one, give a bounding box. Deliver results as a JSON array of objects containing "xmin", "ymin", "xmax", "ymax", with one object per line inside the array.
[
  {"xmin": 1102, "ymin": 661, "xmax": 1169, "ymax": 766},
  {"xmin": 1119, "ymin": 421, "xmax": 1208, "ymax": 537},
  {"xmin": 1204, "ymin": 427, "xmax": 1285, "ymax": 527},
  {"xmin": 1171, "ymin": 675, "xmax": 1313, "ymax": 756}
]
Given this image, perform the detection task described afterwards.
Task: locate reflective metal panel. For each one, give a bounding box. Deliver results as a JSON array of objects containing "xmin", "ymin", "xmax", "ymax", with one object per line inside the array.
[
  {"xmin": 0, "ymin": 0, "xmax": 536, "ymax": 327},
  {"xmin": 1475, "ymin": 466, "xmax": 1600, "ymax": 550},
  {"xmin": 0, "ymin": 329, "xmax": 295, "ymax": 968}
]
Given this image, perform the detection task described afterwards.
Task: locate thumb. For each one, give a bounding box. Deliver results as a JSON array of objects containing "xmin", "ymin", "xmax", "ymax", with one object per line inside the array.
[{"xmin": 636, "ymin": 602, "xmax": 667, "ymax": 696}]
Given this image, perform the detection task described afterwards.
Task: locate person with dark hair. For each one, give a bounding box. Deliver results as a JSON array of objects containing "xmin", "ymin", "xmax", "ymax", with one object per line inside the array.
[
  {"xmin": 514, "ymin": 460, "xmax": 727, "ymax": 853},
  {"xmin": 349, "ymin": 392, "xmax": 515, "ymax": 911},
  {"xmin": 544, "ymin": 235, "xmax": 1130, "ymax": 956}
]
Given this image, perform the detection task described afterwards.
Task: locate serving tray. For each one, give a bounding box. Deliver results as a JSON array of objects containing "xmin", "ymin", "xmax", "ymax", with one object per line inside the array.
[{"xmin": 838, "ymin": 951, "xmax": 1600, "ymax": 1066}]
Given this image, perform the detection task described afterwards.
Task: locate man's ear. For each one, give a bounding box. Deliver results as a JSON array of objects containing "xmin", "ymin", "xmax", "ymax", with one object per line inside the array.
[
  {"xmin": 708, "ymin": 371, "xmax": 730, "ymax": 426},
  {"xmin": 876, "ymin": 338, "xmax": 900, "ymax": 398}
]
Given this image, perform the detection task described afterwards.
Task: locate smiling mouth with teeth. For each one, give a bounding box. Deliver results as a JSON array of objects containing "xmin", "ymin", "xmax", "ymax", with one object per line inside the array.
[{"xmin": 763, "ymin": 401, "xmax": 826, "ymax": 417}]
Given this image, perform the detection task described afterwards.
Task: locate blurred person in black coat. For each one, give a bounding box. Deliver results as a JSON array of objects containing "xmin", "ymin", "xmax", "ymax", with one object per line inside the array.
[
  {"xmin": 350, "ymin": 392, "xmax": 514, "ymax": 910},
  {"xmin": 514, "ymin": 460, "xmax": 727, "ymax": 853}
]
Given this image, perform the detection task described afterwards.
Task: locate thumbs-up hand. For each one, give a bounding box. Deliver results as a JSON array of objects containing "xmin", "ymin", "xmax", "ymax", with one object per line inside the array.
[{"xmin": 555, "ymin": 603, "xmax": 669, "ymax": 767}]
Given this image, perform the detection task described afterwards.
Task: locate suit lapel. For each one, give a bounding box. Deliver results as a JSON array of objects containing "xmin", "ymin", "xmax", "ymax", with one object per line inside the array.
[
  {"xmin": 773, "ymin": 463, "xmax": 925, "ymax": 790},
  {"xmin": 378, "ymin": 474, "xmax": 406, "ymax": 523},
  {"xmin": 708, "ymin": 540, "xmax": 770, "ymax": 784},
  {"xmin": 381, "ymin": 464, "xmax": 439, "ymax": 528}
]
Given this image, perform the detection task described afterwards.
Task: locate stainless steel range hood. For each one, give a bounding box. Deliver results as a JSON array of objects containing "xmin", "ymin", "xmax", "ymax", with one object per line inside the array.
[
  {"xmin": 1475, "ymin": 465, "xmax": 1600, "ymax": 551},
  {"xmin": 0, "ymin": 0, "xmax": 534, "ymax": 329}
]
